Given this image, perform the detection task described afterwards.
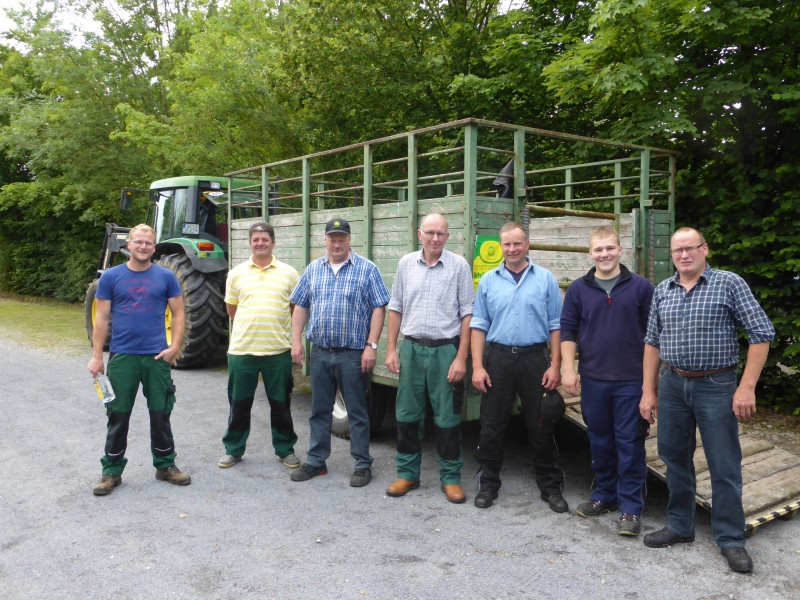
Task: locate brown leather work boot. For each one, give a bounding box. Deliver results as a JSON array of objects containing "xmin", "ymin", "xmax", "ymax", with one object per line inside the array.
[
  {"xmin": 155, "ymin": 465, "xmax": 192, "ymax": 486},
  {"xmin": 92, "ymin": 474, "xmax": 122, "ymax": 496},
  {"xmin": 386, "ymin": 478, "xmax": 420, "ymax": 497},
  {"xmin": 441, "ymin": 484, "xmax": 467, "ymax": 504}
]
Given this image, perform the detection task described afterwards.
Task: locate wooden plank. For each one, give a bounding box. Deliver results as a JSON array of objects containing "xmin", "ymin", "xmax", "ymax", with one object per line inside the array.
[
  {"xmin": 696, "ymin": 447, "xmax": 800, "ymax": 497},
  {"xmin": 476, "ymin": 198, "xmax": 515, "ymax": 212},
  {"xmin": 689, "ymin": 434, "xmax": 775, "ymax": 475},
  {"xmin": 741, "ymin": 465, "xmax": 800, "ymax": 516}
]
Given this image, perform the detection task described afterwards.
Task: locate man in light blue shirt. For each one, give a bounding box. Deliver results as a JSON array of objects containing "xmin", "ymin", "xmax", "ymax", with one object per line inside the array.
[{"xmin": 470, "ymin": 222, "xmax": 567, "ymax": 512}]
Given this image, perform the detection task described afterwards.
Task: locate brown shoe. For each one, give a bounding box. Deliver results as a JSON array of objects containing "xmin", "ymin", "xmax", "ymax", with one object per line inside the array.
[
  {"xmin": 92, "ymin": 474, "xmax": 122, "ymax": 496},
  {"xmin": 386, "ymin": 478, "xmax": 420, "ymax": 497},
  {"xmin": 441, "ymin": 484, "xmax": 466, "ymax": 504},
  {"xmin": 155, "ymin": 465, "xmax": 192, "ymax": 486}
]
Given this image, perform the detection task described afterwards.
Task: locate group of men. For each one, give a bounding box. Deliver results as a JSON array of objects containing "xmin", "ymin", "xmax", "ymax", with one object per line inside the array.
[{"xmin": 87, "ymin": 215, "xmax": 774, "ymax": 575}]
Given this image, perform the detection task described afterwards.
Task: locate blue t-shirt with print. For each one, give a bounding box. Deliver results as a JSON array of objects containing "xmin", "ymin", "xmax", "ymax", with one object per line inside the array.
[{"xmin": 96, "ymin": 263, "xmax": 182, "ymax": 354}]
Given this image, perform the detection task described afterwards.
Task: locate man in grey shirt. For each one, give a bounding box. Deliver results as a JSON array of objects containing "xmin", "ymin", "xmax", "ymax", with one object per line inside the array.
[{"xmin": 384, "ymin": 213, "xmax": 474, "ymax": 503}]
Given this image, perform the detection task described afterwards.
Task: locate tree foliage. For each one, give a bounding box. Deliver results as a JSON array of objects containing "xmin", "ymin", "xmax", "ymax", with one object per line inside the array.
[
  {"xmin": 543, "ymin": 0, "xmax": 800, "ymax": 408},
  {"xmin": 0, "ymin": 0, "xmax": 797, "ymax": 408}
]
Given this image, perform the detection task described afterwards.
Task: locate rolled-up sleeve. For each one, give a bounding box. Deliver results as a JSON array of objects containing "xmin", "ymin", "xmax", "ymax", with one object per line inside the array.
[
  {"xmin": 731, "ymin": 276, "xmax": 775, "ymax": 344},
  {"xmin": 546, "ymin": 273, "xmax": 562, "ymax": 331},
  {"xmin": 470, "ymin": 279, "xmax": 490, "ymax": 332}
]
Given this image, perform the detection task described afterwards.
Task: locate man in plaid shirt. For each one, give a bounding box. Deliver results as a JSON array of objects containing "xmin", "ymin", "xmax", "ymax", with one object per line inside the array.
[
  {"xmin": 290, "ymin": 217, "xmax": 390, "ymax": 488},
  {"xmin": 640, "ymin": 227, "xmax": 775, "ymax": 574}
]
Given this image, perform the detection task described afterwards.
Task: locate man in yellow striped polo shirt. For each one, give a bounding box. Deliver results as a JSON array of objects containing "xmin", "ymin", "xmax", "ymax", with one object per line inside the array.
[{"xmin": 218, "ymin": 222, "xmax": 301, "ymax": 469}]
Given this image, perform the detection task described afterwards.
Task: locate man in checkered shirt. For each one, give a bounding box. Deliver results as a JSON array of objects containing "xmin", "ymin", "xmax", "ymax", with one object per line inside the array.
[
  {"xmin": 290, "ymin": 217, "xmax": 390, "ymax": 488},
  {"xmin": 639, "ymin": 227, "xmax": 775, "ymax": 574}
]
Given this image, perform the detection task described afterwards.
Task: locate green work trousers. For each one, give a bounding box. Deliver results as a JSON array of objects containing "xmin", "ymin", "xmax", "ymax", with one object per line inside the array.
[
  {"xmin": 222, "ymin": 352, "xmax": 297, "ymax": 458},
  {"xmin": 101, "ymin": 354, "xmax": 178, "ymax": 476},
  {"xmin": 395, "ymin": 340, "xmax": 464, "ymax": 484}
]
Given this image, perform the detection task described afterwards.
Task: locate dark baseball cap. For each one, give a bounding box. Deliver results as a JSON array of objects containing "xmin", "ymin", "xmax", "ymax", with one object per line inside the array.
[{"xmin": 325, "ymin": 217, "xmax": 351, "ymax": 235}]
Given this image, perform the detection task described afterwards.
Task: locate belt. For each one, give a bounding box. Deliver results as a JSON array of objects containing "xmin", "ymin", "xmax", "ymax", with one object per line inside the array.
[
  {"xmin": 405, "ymin": 336, "xmax": 459, "ymax": 348},
  {"xmin": 488, "ymin": 342, "xmax": 547, "ymax": 354},
  {"xmin": 663, "ymin": 361, "xmax": 736, "ymax": 378},
  {"xmin": 317, "ymin": 346, "xmax": 354, "ymax": 353}
]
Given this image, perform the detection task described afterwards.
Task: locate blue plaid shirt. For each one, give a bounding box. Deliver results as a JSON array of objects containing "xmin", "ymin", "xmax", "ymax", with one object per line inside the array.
[
  {"xmin": 291, "ymin": 252, "xmax": 390, "ymax": 349},
  {"xmin": 644, "ymin": 266, "xmax": 775, "ymax": 370}
]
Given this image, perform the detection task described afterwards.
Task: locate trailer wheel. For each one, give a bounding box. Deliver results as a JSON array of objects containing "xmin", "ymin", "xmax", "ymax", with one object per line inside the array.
[
  {"xmin": 155, "ymin": 253, "xmax": 227, "ymax": 369},
  {"xmin": 84, "ymin": 280, "xmax": 111, "ymax": 351},
  {"xmin": 331, "ymin": 383, "xmax": 388, "ymax": 439}
]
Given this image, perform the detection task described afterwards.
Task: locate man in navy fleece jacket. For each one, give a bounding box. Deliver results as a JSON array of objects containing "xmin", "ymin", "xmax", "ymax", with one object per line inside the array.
[{"xmin": 561, "ymin": 226, "xmax": 654, "ymax": 536}]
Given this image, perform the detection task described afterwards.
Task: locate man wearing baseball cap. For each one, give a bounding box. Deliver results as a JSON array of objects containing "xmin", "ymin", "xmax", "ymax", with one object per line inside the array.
[{"xmin": 290, "ymin": 217, "xmax": 390, "ymax": 487}]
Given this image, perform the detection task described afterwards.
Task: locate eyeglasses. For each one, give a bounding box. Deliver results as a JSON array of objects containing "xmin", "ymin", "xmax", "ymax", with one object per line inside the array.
[
  {"xmin": 420, "ymin": 230, "xmax": 448, "ymax": 239},
  {"xmin": 670, "ymin": 243, "xmax": 706, "ymax": 256},
  {"xmin": 129, "ymin": 240, "xmax": 155, "ymax": 247}
]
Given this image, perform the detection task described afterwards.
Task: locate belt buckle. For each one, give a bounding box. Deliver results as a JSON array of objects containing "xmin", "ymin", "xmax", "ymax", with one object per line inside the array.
[{"xmin": 511, "ymin": 346, "xmax": 520, "ymax": 354}]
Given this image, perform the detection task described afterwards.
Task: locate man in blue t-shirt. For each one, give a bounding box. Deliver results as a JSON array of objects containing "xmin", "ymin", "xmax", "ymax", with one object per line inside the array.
[{"xmin": 87, "ymin": 224, "xmax": 191, "ymax": 496}]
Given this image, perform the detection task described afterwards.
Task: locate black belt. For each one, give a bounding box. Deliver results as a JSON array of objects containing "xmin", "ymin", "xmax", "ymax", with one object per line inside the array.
[
  {"xmin": 663, "ymin": 361, "xmax": 736, "ymax": 378},
  {"xmin": 317, "ymin": 346, "xmax": 354, "ymax": 353},
  {"xmin": 405, "ymin": 336, "xmax": 459, "ymax": 348},
  {"xmin": 488, "ymin": 342, "xmax": 547, "ymax": 354}
]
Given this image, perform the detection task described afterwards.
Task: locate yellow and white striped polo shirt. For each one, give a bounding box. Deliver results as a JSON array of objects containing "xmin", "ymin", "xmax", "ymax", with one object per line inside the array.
[{"xmin": 225, "ymin": 256, "xmax": 299, "ymax": 355}]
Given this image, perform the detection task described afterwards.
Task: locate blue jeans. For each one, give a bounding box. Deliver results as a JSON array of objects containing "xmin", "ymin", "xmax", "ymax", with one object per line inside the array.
[
  {"xmin": 307, "ymin": 347, "xmax": 372, "ymax": 470},
  {"xmin": 580, "ymin": 377, "xmax": 647, "ymax": 516},
  {"xmin": 657, "ymin": 366, "xmax": 745, "ymax": 548}
]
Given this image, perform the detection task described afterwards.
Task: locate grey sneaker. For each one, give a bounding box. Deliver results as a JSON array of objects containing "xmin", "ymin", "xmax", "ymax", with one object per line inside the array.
[
  {"xmin": 92, "ymin": 474, "xmax": 121, "ymax": 496},
  {"xmin": 350, "ymin": 468, "xmax": 372, "ymax": 487},
  {"xmin": 155, "ymin": 465, "xmax": 192, "ymax": 486},
  {"xmin": 618, "ymin": 513, "xmax": 641, "ymax": 536},
  {"xmin": 281, "ymin": 454, "xmax": 301, "ymax": 469},
  {"xmin": 290, "ymin": 463, "xmax": 328, "ymax": 482},
  {"xmin": 218, "ymin": 454, "xmax": 242, "ymax": 468},
  {"xmin": 576, "ymin": 498, "xmax": 618, "ymax": 517}
]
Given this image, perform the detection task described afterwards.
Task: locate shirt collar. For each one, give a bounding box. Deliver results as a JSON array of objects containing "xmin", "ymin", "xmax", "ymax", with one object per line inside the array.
[
  {"xmin": 499, "ymin": 258, "xmax": 533, "ymax": 276},
  {"xmin": 667, "ymin": 264, "xmax": 712, "ymax": 287},
  {"xmin": 416, "ymin": 248, "xmax": 444, "ymax": 267},
  {"xmin": 248, "ymin": 255, "xmax": 275, "ymax": 270},
  {"xmin": 323, "ymin": 251, "xmax": 353, "ymax": 266}
]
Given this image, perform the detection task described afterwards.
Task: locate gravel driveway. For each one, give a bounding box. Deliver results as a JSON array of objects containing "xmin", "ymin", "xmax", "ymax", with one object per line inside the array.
[{"xmin": 1, "ymin": 338, "xmax": 798, "ymax": 599}]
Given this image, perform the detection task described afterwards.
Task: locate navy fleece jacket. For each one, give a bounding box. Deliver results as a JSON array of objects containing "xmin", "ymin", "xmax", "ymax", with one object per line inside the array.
[{"xmin": 560, "ymin": 264, "xmax": 654, "ymax": 381}]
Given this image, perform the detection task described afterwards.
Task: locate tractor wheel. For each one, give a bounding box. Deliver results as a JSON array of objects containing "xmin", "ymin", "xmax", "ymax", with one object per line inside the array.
[
  {"xmin": 331, "ymin": 383, "xmax": 390, "ymax": 439},
  {"xmin": 84, "ymin": 279, "xmax": 111, "ymax": 350},
  {"xmin": 155, "ymin": 253, "xmax": 227, "ymax": 369}
]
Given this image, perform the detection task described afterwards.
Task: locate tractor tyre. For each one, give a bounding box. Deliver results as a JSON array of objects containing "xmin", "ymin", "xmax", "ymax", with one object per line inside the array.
[
  {"xmin": 331, "ymin": 383, "xmax": 389, "ymax": 439},
  {"xmin": 155, "ymin": 253, "xmax": 228, "ymax": 369},
  {"xmin": 84, "ymin": 279, "xmax": 111, "ymax": 351}
]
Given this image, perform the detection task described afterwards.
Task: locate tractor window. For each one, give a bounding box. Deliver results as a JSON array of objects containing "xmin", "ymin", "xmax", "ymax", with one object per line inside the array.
[{"xmin": 155, "ymin": 188, "xmax": 189, "ymax": 243}]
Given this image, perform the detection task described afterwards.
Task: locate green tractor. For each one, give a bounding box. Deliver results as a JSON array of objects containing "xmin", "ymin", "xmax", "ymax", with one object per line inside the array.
[{"xmin": 84, "ymin": 176, "xmax": 260, "ymax": 368}]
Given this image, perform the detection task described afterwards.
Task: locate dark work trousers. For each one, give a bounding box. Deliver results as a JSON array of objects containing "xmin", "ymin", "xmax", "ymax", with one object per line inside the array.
[
  {"xmin": 222, "ymin": 351, "xmax": 297, "ymax": 459},
  {"xmin": 475, "ymin": 345, "xmax": 564, "ymax": 495},
  {"xmin": 102, "ymin": 353, "xmax": 178, "ymax": 475}
]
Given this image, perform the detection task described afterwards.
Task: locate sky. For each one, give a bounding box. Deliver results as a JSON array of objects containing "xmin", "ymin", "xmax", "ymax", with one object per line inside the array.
[
  {"xmin": 0, "ymin": 0, "xmax": 34, "ymax": 34},
  {"xmin": 1, "ymin": 0, "xmax": 103, "ymax": 46},
  {"xmin": 1, "ymin": 1, "xmax": 530, "ymax": 35}
]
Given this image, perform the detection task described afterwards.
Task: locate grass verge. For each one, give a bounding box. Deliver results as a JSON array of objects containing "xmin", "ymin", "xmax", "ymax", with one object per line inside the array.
[{"xmin": 0, "ymin": 293, "xmax": 88, "ymax": 356}]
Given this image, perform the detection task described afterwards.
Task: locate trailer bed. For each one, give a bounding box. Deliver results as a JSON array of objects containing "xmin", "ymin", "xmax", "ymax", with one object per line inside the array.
[{"xmin": 563, "ymin": 396, "xmax": 800, "ymax": 536}]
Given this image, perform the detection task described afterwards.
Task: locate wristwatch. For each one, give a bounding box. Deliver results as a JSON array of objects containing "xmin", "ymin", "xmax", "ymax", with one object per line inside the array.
[{"xmin": 367, "ymin": 342, "xmax": 378, "ymax": 350}]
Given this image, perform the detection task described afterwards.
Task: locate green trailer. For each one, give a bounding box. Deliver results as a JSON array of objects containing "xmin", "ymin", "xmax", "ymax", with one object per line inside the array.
[{"xmin": 224, "ymin": 118, "xmax": 677, "ymax": 433}]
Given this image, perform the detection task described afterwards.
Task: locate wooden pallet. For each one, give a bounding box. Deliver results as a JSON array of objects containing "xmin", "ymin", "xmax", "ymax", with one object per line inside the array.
[{"xmin": 563, "ymin": 396, "xmax": 800, "ymax": 536}]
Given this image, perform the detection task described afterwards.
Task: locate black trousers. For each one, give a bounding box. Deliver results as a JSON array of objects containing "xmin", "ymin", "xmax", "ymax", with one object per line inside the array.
[{"xmin": 475, "ymin": 345, "xmax": 564, "ymax": 495}]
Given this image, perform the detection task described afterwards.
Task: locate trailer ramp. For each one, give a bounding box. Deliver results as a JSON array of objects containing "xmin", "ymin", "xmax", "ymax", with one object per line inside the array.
[{"xmin": 563, "ymin": 396, "xmax": 800, "ymax": 536}]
